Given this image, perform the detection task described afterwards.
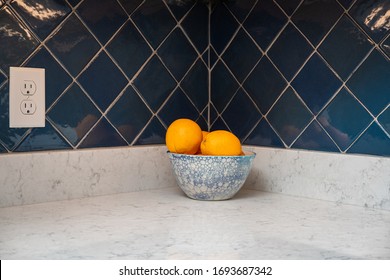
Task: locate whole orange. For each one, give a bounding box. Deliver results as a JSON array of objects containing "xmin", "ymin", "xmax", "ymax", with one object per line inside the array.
[
  {"xmin": 200, "ymin": 130, "xmax": 242, "ymax": 156},
  {"xmin": 165, "ymin": 119, "xmax": 203, "ymax": 154}
]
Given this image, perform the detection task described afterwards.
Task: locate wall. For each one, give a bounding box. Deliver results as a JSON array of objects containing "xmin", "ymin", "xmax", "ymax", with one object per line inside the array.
[{"xmin": 0, "ymin": 0, "xmax": 389, "ymax": 157}]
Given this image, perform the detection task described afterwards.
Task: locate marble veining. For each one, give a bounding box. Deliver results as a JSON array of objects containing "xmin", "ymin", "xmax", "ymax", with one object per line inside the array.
[{"xmin": 0, "ymin": 188, "xmax": 389, "ymax": 260}]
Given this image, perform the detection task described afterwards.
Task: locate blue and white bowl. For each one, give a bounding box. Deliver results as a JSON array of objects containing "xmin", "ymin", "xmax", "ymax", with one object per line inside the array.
[{"xmin": 167, "ymin": 151, "xmax": 256, "ymax": 201}]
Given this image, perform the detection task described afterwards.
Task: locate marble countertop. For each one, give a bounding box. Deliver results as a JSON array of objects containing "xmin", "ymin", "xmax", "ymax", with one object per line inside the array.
[{"xmin": 1, "ymin": 188, "xmax": 389, "ymax": 260}]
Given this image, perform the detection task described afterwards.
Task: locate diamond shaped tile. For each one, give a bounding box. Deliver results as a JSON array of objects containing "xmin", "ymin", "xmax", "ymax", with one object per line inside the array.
[
  {"xmin": 25, "ymin": 47, "xmax": 72, "ymax": 107},
  {"xmin": 46, "ymin": 14, "xmax": 100, "ymax": 77},
  {"xmin": 0, "ymin": 70, "xmax": 6, "ymax": 86},
  {"xmin": 0, "ymin": 7, "xmax": 39, "ymax": 72},
  {"xmin": 274, "ymin": 0, "xmax": 302, "ymax": 15},
  {"xmin": 107, "ymin": 21, "xmax": 152, "ymax": 80},
  {"xmin": 225, "ymin": 0, "xmax": 257, "ymax": 22},
  {"xmin": 107, "ymin": 86, "xmax": 152, "ymax": 144},
  {"xmin": 222, "ymin": 28, "xmax": 262, "ymax": 82},
  {"xmin": 338, "ymin": 0, "xmax": 354, "ymax": 9},
  {"xmin": 211, "ymin": 61, "xmax": 239, "ymax": 113},
  {"xmin": 132, "ymin": 0, "xmax": 176, "ymax": 49},
  {"xmin": 209, "ymin": 46, "xmax": 219, "ymax": 68},
  {"xmin": 347, "ymin": 122, "xmax": 390, "ymax": 156},
  {"xmin": 222, "ymin": 88, "xmax": 261, "ymax": 140},
  {"xmin": 268, "ymin": 23, "xmax": 313, "ymax": 81},
  {"xmin": 378, "ymin": 107, "xmax": 390, "ymax": 134},
  {"xmin": 318, "ymin": 88, "xmax": 372, "ymax": 151},
  {"xmin": 181, "ymin": 3, "xmax": 208, "ymax": 53},
  {"xmin": 210, "ymin": 117, "xmax": 229, "ymax": 131},
  {"xmin": 209, "ymin": 103, "xmax": 218, "ymax": 126},
  {"xmin": 133, "ymin": 56, "xmax": 176, "ymax": 112},
  {"xmin": 11, "ymin": 0, "xmax": 71, "ymax": 40},
  {"xmin": 158, "ymin": 28, "xmax": 198, "ymax": 81},
  {"xmin": 347, "ymin": 50, "xmax": 390, "ymax": 116},
  {"xmin": 292, "ymin": 120, "xmax": 339, "ymax": 152},
  {"xmin": 292, "ymin": 53, "xmax": 342, "ymax": 114},
  {"xmin": 67, "ymin": 0, "xmax": 81, "ymax": 7},
  {"xmin": 349, "ymin": 0, "xmax": 390, "ymax": 43},
  {"xmin": 243, "ymin": 56, "xmax": 287, "ymax": 114},
  {"xmin": 319, "ymin": 15, "xmax": 373, "ymax": 80},
  {"xmin": 292, "ymin": 0, "xmax": 343, "ymax": 46},
  {"xmin": 211, "ymin": 4, "xmax": 239, "ymax": 54},
  {"xmin": 47, "ymin": 84, "xmax": 101, "ymax": 146},
  {"xmin": 78, "ymin": 117, "xmax": 127, "ymax": 148},
  {"xmin": 78, "ymin": 51, "xmax": 127, "ymax": 111},
  {"xmin": 165, "ymin": 0, "xmax": 194, "ymax": 21},
  {"xmin": 381, "ymin": 35, "xmax": 390, "ymax": 58},
  {"xmin": 267, "ymin": 87, "xmax": 312, "ymax": 146},
  {"xmin": 0, "ymin": 142, "xmax": 6, "ymax": 153},
  {"xmin": 244, "ymin": 118, "xmax": 284, "ymax": 148},
  {"xmin": 134, "ymin": 117, "xmax": 166, "ymax": 145},
  {"xmin": 77, "ymin": 0, "xmax": 128, "ymax": 44},
  {"xmin": 244, "ymin": 0, "xmax": 287, "ymax": 51},
  {"xmin": 118, "ymin": 0, "xmax": 143, "ymax": 15}
]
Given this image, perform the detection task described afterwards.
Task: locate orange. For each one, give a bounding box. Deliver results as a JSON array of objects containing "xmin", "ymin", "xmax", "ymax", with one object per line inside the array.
[
  {"xmin": 200, "ymin": 130, "xmax": 242, "ymax": 156},
  {"xmin": 165, "ymin": 119, "xmax": 202, "ymax": 154},
  {"xmin": 196, "ymin": 131, "xmax": 210, "ymax": 154}
]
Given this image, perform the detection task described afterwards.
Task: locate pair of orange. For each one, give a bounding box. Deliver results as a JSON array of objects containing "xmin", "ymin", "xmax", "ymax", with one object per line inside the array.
[{"xmin": 165, "ymin": 118, "xmax": 242, "ymax": 156}]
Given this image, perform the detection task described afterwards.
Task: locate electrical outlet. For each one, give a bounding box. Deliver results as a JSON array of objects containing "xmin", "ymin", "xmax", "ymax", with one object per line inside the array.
[{"xmin": 9, "ymin": 67, "xmax": 45, "ymax": 128}]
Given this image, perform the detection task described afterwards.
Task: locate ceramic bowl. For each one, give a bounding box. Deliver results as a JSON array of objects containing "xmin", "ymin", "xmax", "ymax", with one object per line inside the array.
[{"xmin": 167, "ymin": 151, "xmax": 256, "ymax": 200}]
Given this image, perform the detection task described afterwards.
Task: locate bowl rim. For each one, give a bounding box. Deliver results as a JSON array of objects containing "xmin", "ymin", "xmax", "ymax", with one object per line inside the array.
[{"xmin": 167, "ymin": 150, "xmax": 256, "ymax": 158}]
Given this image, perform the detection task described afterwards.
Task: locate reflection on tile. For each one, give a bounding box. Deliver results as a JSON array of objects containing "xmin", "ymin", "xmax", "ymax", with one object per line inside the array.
[
  {"xmin": 318, "ymin": 88, "xmax": 372, "ymax": 151},
  {"xmin": 77, "ymin": 0, "xmax": 128, "ymax": 44},
  {"xmin": 107, "ymin": 86, "xmax": 152, "ymax": 144},
  {"xmin": 135, "ymin": 117, "xmax": 166, "ymax": 145},
  {"xmin": 15, "ymin": 123, "xmax": 71, "ymax": 152},
  {"xmin": 292, "ymin": 53, "xmax": 342, "ymax": 114},
  {"xmin": 133, "ymin": 56, "xmax": 176, "ymax": 112},
  {"xmin": 347, "ymin": 50, "xmax": 390, "ymax": 116},
  {"xmin": 347, "ymin": 122, "xmax": 390, "ymax": 156},
  {"xmin": 243, "ymin": 56, "xmax": 287, "ymax": 114},
  {"xmin": 274, "ymin": 0, "xmax": 302, "ymax": 15},
  {"xmin": 381, "ymin": 35, "xmax": 390, "ymax": 58},
  {"xmin": 118, "ymin": 0, "xmax": 143, "ymax": 15},
  {"xmin": 47, "ymin": 84, "xmax": 101, "ymax": 146},
  {"xmin": 244, "ymin": 118, "xmax": 284, "ymax": 148},
  {"xmin": 319, "ymin": 15, "xmax": 372, "ymax": 80},
  {"xmin": 11, "ymin": 0, "xmax": 71, "ymax": 40},
  {"xmin": 0, "ymin": 7, "xmax": 39, "ymax": 72},
  {"xmin": 181, "ymin": 3, "xmax": 208, "ymax": 53},
  {"xmin": 378, "ymin": 107, "xmax": 390, "ymax": 134},
  {"xmin": 78, "ymin": 117, "xmax": 127, "ymax": 149},
  {"xmin": 225, "ymin": 0, "xmax": 257, "ymax": 22},
  {"xmin": 211, "ymin": 4, "xmax": 239, "ymax": 54},
  {"xmin": 78, "ymin": 51, "xmax": 127, "ymax": 111},
  {"xmin": 46, "ymin": 14, "xmax": 100, "ymax": 77},
  {"xmin": 267, "ymin": 87, "xmax": 312, "ymax": 146}
]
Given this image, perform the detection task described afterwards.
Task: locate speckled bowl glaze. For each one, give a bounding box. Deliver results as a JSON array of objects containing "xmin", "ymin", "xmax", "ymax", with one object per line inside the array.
[{"xmin": 167, "ymin": 151, "xmax": 256, "ymax": 200}]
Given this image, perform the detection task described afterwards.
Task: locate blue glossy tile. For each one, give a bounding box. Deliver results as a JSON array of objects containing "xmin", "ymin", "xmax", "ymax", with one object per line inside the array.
[
  {"xmin": 135, "ymin": 117, "xmax": 165, "ymax": 145},
  {"xmin": 210, "ymin": 117, "xmax": 229, "ymax": 131},
  {"xmin": 25, "ymin": 47, "xmax": 72, "ymax": 107},
  {"xmin": 0, "ymin": 71, "xmax": 6, "ymax": 86},
  {"xmin": 15, "ymin": 123, "xmax": 71, "ymax": 152},
  {"xmin": 274, "ymin": 0, "xmax": 302, "ymax": 15},
  {"xmin": 165, "ymin": 0, "xmax": 194, "ymax": 21},
  {"xmin": 107, "ymin": 21, "xmax": 152, "ymax": 80},
  {"xmin": 46, "ymin": 14, "xmax": 100, "ymax": 77},
  {"xmin": 0, "ymin": 84, "xmax": 29, "ymax": 150},
  {"xmin": 268, "ymin": 23, "xmax": 313, "ymax": 81},
  {"xmin": 243, "ymin": 118, "xmax": 284, "ymax": 148},
  {"xmin": 292, "ymin": 53, "xmax": 342, "ymax": 114},
  {"xmin": 243, "ymin": 56, "xmax": 287, "ymax": 114},
  {"xmin": 225, "ymin": 0, "xmax": 257, "ymax": 22},
  {"xmin": 0, "ymin": 7, "xmax": 39, "ymax": 72},
  {"xmin": 292, "ymin": 120, "xmax": 339, "ymax": 152},
  {"xmin": 158, "ymin": 88, "xmax": 199, "ymax": 127},
  {"xmin": 133, "ymin": 56, "xmax": 176, "ymax": 112},
  {"xmin": 132, "ymin": 0, "xmax": 176, "ymax": 49},
  {"xmin": 158, "ymin": 28, "xmax": 198, "ymax": 80},
  {"xmin": 210, "ymin": 46, "xmax": 219, "ymax": 68},
  {"xmin": 47, "ymin": 84, "xmax": 101, "ymax": 146},
  {"xmin": 338, "ymin": 0, "xmax": 354, "ymax": 9},
  {"xmin": 67, "ymin": 0, "xmax": 81, "ymax": 6},
  {"xmin": 211, "ymin": 61, "xmax": 239, "ymax": 112},
  {"xmin": 222, "ymin": 28, "xmax": 262, "ymax": 82},
  {"xmin": 181, "ymin": 3, "xmax": 208, "ymax": 53},
  {"xmin": 196, "ymin": 114, "xmax": 208, "ymax": 131},
  {"xmin": 78, "ymin": 51, "xmax": 127, "ymax": 111},
  {"xmin": 78, "ymin": 117, "xmax": 127, "ymax": 149},
  {"xmin": 292, "ymin": 0, "xmax": 343, "ymax": 46},
  {"xmin": 319, "ymin": 15, "xmax": 373, "ymax": 80},
  {"xmin": 107, "ymin": 85, "xmax": 151, "ymax": 144},
  {"xmin": 347, "ymin": 50, "xmax": 390, "ymax": 116},
  {"xmin": 347, "ymin": 122, "xmax": 390, "ymax": 157},
  {"xmin": 318, "ymin": 88, "xmax": 372, "ymax": 151},
  {"xmin": 0, "ymin": 142, "xmax": 6, "ymax": 153},
  {"xmin": 267, "ymin": 87, "xmax": 312, "ymax": 146},
  {"xmin": 77, "ymin": 0, "xmax": 127, "ymax": 44},
  {"xmin": 11, "ymin": 0, "xmax": 71, "ymax": 40},
  {"xmin": 222, "ymin": 88, "xmax": 261, "ymax": 140},
  {"xmin": 211, "ymin": 4, "xmax": 239, "ymax": 54},
  {"xmin": 350, "ymin": 0, "xmax": 390, "ymax": 43},
  {"xmin": 209, "ymin": 104, "xmax": 218, "ymax": 126},
  {"xmin": 118, "ymin": 0, "xmax": 143, "ymax": 15},
  {"xmin": 244, "ymin": 0, "xmax": 287, "ymax": 51},
  {"xmin": 181, "ymin": 59, "xmax": 208, "ymax": 111},
  {"xmin": 378, "ymin": 107, "xmax": 390, "ymax": 134},
  {"xmin": 381, "ymin": 35, "xmax": 390, "ymax": 58}
]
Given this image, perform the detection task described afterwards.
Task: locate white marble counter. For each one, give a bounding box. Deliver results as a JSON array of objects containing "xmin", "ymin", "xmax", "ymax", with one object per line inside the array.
[{"xmin": 1, "ymin": 188, "xmax": 389, "ymax": 260}]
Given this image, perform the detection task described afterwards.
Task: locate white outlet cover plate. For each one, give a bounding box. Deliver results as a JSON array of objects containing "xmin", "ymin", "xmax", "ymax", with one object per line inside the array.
[{"xmin": 9, "ymin": 67, "xmax": 45, "ymax": 128}]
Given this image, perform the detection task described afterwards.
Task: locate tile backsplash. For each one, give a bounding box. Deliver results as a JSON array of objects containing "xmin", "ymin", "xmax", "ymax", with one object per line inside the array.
[{"xmin": 0, "ymin": 0, "xmax": 389, "ymax": 157}]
